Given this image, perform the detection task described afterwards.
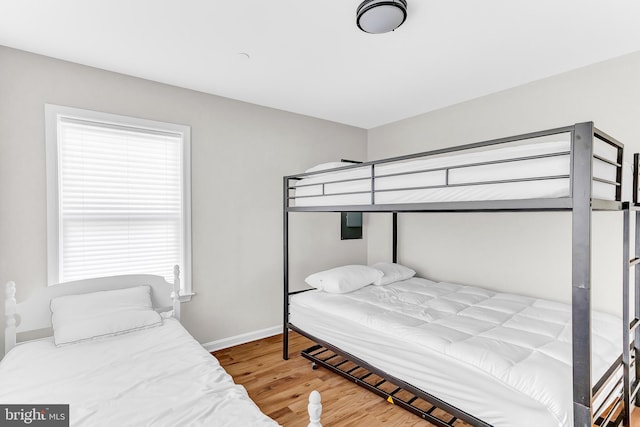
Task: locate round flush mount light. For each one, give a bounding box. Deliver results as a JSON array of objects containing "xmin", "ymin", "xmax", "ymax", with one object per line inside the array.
[{"xmin": 356, "ymin": 0, "xmax": 408, "ymax": 34}]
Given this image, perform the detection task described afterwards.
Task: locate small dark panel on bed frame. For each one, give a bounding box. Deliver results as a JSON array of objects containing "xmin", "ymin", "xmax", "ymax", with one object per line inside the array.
[{"xmin": 341, "ymin": 212, "xmax": 362, "ymax": 240}]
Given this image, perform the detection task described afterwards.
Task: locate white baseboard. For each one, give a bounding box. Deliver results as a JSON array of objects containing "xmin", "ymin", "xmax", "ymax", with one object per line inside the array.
[{"xmin": 202, "ymin": 325, "xmax": 281, "ymax": 352}]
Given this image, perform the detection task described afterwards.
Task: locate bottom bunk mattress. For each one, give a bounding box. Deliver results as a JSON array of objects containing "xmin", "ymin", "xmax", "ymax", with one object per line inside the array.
[
  {"xmin": 0, "ymin": 317, "xmax": 276, "ymax": 427},
  {"xmin": 289, "ymin": 277, "xmax": 621, "ymax": 427}
]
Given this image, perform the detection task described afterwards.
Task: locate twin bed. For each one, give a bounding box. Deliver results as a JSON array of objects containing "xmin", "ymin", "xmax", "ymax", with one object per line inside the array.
[
  {"xmin": 0, "ymin": 268, "xmax": 322, "ymax": 426},
  {"xmin": 284, "ymin": 122, "xmax": 638, "ymax": 427}
]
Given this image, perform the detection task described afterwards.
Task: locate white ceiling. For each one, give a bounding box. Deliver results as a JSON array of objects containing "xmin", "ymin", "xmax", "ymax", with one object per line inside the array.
[{"xmin": 1, "ymin": 0, "xmax": 639, "ymax": 129}]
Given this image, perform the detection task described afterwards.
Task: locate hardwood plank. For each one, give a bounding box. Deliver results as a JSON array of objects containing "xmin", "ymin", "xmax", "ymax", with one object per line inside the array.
[{"xmin": 213, "ymin": 331, "xmax": 640, "ymax": 426}]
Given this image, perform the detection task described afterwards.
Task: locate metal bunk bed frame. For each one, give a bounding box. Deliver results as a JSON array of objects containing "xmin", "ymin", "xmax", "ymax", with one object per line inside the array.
[{"xmin": 282, "ymin": 122, "xmax": 638, "ymax": 426}]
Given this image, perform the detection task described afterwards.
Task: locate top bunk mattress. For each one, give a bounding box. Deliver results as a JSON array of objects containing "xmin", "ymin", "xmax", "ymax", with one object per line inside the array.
[
  {"xmin": 0, "ymin": 318, "xmax": 277, "ymax": 427},
  {"xmin": 289, "ymin": 278, "xmax": 621, "ymax": 427},
  {"xmin": 290, "ymin": 139, "xmax": 620, "ymax": 207}
]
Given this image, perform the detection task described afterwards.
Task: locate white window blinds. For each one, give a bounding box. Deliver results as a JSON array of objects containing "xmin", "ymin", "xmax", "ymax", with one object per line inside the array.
[{"xmin": 46, "ymin": 105, "xmax": 191, "ymax": 292}]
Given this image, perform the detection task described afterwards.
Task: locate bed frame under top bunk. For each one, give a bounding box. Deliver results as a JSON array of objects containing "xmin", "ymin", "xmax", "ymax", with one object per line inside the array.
[{"xmin": 282, "ymin": 122, "xmax": 640, "ymax": 427}]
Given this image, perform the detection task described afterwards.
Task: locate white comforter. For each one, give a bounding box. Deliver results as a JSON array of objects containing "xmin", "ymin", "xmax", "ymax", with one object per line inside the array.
[
  {"xmin": 0, "ymin": 318, "xmax": 277, "ymax": 427},
  {"xmin": 290, "ymin": 278, "xmax": 621, "ymax": 427}
]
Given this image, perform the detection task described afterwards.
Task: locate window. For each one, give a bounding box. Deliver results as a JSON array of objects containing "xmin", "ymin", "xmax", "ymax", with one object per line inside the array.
[{"xmin": 45, "ymin": 105, "xmax": 191, "ymax": 298}]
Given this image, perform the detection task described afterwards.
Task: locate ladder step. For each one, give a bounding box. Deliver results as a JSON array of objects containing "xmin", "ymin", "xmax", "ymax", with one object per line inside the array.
[
  {"xmin": 630, "ymin": 258, "xmax": 640, "ymax": 266},
  {"xmin": 632, "ymin": 379, "xmax": 640, "ymax": 401},
  {"xmin": 631, "ymin": 318, "xmax": 640, "ymax": 332}
]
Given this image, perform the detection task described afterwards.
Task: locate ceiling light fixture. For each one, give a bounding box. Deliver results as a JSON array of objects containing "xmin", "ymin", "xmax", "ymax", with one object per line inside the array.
[{"xmin": 356, "ymin": 0, "xmax": 408, "ymax": 34}]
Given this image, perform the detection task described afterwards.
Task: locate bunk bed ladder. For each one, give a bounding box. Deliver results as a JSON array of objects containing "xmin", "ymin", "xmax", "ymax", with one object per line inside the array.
[
  {"xmin": 633, "ymin": 204, "xmax": 640, "ymax": 417},
  {"xmin": 595, "ymin": 204, "xmax": 640, "ymax": 427},
  {"xmin": 622, "ymin": 204, "xmax": 640, "ymax": 425},
  {"xmin": 591, "ymin": 204, "xmax": 640, "ymax": 425}
]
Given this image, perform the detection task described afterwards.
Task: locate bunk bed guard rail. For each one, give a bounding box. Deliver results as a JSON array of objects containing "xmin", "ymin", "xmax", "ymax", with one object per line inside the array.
[{"xmin": 284, "ymin": 123, "xmax": 623, "ymax": 213}]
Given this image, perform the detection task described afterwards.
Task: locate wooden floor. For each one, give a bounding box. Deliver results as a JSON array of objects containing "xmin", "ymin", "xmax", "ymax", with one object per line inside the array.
[{"xmin": 213, "ymin": 331, "xmax": 640, "ymax": 427}]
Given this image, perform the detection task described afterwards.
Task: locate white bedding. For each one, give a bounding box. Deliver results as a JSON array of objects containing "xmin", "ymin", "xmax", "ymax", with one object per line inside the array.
[
  {"xmin": 289, "ymin": 278, "xmax": 621, "ymax": 427},
  {"xmin": 0, "ymin": 318, "xmax": 277, "ymax": 427},
  {"xmin": 292, "ymin": 140, "xmax": 620, "ymax": 207}
]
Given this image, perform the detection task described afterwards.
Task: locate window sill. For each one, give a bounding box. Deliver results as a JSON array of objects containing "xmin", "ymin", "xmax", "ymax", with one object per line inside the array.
[{"xmin": 179, "ymin": 292, "xmax": 195, "ymax": 303}]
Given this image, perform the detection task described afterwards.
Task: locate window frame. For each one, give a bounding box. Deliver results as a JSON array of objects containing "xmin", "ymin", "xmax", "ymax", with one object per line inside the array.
[{"xmin": 44, "ymin": 104, "xmax": 192, "ymax": 300}]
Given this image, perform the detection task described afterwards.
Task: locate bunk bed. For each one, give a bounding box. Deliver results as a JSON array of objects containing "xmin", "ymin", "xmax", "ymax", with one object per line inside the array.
[{"xmin": 282, "ymin": 122, "xmax": 640, "ymax": 427}]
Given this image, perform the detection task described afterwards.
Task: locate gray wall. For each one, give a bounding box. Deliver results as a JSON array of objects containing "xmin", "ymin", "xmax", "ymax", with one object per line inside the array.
[
  {"xmin": 0, "ymin": 46, "xmax": 368, "ymax": 355},
  {"xmin": 3, "ymin": 45, "xmax": 639, "ymax": 356},
  {"xmin": 367, "ymin": 51, "xmax": 640, "ymax": 315}
]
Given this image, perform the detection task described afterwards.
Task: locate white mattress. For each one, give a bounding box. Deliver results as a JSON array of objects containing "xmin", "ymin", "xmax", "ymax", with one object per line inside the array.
[
  {"xmin": 289, "ymin": 278, "xmax": 621, "ymax": 427},
  {"xmin": 0, "ymin": 318, "xmax": 277, "ymax": 427},
  {"xmin": 292, "ymin": 140, "xmax": 620, "ymax": 207}
]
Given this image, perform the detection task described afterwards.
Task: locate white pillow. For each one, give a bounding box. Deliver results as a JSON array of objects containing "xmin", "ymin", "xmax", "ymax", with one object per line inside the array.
[
  {"xmin": 51, "ymin": 285, "xmax": 162, "ymax": 346},
  {"xmin": 371, "ymin": 262, "xmax": 416, "ymax": 286},
  {"xmin": 304, "ymin": 162, "xmax": 351, "ymax": 173},
  {"xmin": 305, "ymin": 265, "xmax": 383, "ymax": 294}
]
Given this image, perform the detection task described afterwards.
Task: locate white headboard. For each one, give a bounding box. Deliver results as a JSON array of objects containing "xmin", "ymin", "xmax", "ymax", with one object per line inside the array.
[{"xmin": 4, "ymin": 266, "xmax": 181, "ymax": 355}]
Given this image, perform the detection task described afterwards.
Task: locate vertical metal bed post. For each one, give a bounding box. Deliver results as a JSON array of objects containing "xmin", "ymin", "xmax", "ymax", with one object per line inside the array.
[
  {"xmin": 622, "ymin": 201, "xmax": 640, "ymax": 424},
  {"xmin": 283, "ymin": 176, "xmax": 290, "ymax": 360},
  {"xmin": 392, "ymin": 212, "xmax": 398, "ymax": 263},
  {"xmin": 623, "ymin": 206, "xmax": 631, "ymax": 425},
  {"xmin": 635, "ymin": 207, "xmax": 640, "ymax": 407},
  {"xmin": 571, "ymin": 122, "xmax": 594, "ymax": 426}
]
